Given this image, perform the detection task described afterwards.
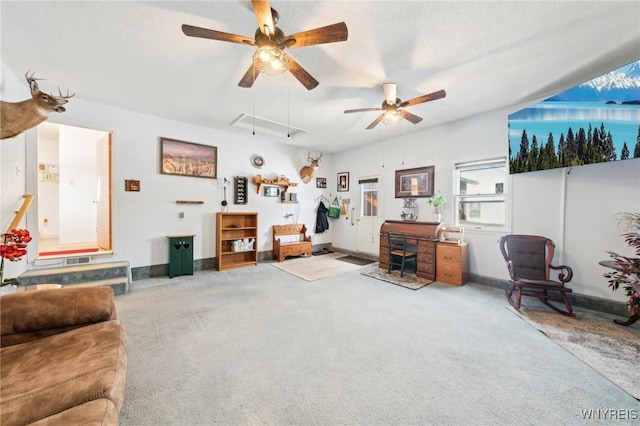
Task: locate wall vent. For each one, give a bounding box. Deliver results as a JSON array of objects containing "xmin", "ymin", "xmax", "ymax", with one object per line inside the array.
[
  {"xmin": 231, "ymin": 113, "xmax": 307, "ymax": 139},
  {"xmin": 64, "ymin": 256, "xmax": 92, "ymax": 266}
]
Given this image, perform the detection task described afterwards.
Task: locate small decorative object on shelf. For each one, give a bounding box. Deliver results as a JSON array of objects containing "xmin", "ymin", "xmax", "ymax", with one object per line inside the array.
[
  {"xmin": 252, "ymin": 174, "xmax": 298, "ymax": 194},
  {"xmin": 401, "ymin": 198, "xmax": 418, "ymax": 221},
  {"xmin": 231, "ymin": 238, "xmax": 255, "ymax": 252}
]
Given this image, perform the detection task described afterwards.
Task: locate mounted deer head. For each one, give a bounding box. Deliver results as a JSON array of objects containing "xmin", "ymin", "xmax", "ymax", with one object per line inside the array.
[
  {"xmin": 1, "ymin": 71, "xmax": 74, "ymax": 140},
  {"xmin": 299, "ymin": 153, "xmax": 323, "ymax": 184}
]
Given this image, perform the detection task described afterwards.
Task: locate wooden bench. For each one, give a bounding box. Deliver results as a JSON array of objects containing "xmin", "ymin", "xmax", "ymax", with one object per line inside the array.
[{"xmin": 273, "ymin": 224, "xmax": 312, "ymax": 262}]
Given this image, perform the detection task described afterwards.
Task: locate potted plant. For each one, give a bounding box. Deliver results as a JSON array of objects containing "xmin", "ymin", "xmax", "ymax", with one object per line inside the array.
[
  {"xmin": 428, "ymin": 191, "xmax": 446, "ymax": 222},
  {"xmin": 604, "ymin": 212, "xmax": 640, "ymax": 325},
  {"xmin": 0, "ymin": 228, "xmax": 32, "ymax": 293}
]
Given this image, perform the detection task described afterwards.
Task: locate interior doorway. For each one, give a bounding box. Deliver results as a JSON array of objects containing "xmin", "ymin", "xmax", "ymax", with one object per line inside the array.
[
  {"xmin": 356, "ymin": 176, "xmax": 383, "ymax": 255},
  {"xmin": 35, "ymin": 122, "xmax": 112, "ymax": 258}
]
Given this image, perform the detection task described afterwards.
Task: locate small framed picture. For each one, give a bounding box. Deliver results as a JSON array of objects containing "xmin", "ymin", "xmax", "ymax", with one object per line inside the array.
[
  {"xmin": 337, "ymin": 172, "xmax": 349, "ymax": 192},
  {"xmin": 316, "ymin": 177, "xmax": 327, "ymax": 189},
  {"xmin": 264, "ymin": 186, "xmax": 279, "ymax": 197},
  {"xmin": 125, "ymin": 179, "xmax": 140, "ymax": 192}
]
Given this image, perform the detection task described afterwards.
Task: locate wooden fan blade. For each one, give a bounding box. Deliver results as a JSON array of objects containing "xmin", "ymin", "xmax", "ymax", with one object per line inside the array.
[
  {"xmin": 366, "ymin": 114, "xmax": 386, "ymax": 130},
  {"xmin": 182, "ymin": 24, "xmax": 255, "ymax": 45},
  {"xmin": 344, "ymin": 107, "xmax": 383, "ymax": 114},
  {"xmin": 252, "ymin": 0, "xmax": 274, "ymax": 36},
  {"xmin": 285, "ymin": 53, "xmax": 319, "ymax": 90},
  {"xmin": 284, "ymin": 22, "xmax": 348, "ymax": 48},
  {"xmin": 399, "ymin": 89, "xmax": 446, "ymax": 108},
  {"xmin": 238, "ymin": 63, "xmax": 259, "ymax": 88},
  {"xmin": 400, "ymin": 109, "xmax": 423, "ymax": 124}
]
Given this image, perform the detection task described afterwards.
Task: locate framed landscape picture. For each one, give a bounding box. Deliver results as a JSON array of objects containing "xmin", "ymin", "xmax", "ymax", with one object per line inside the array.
[
  {"xmin": 160, "ymin": 137, "xmax": 217, "ymax": 179},
  {"xmin": 395, "ymin": 166, "xmax": 434, "ymax": 198}
]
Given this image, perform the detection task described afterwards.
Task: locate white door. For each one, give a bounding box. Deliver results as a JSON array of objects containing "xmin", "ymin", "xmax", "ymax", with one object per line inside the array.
[{"xmin": 356, "ymin": 176, "xmax": 383, "ymax": 255}]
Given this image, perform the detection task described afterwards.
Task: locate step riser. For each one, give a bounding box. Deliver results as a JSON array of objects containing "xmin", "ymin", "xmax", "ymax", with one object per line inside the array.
[
  {"xmin": 19, "ymin": 267, "xmax": 128, "ymax": 285},
  {"xmin": 18, "ymin": 262, "xmax": 130, "ymax": 294}
]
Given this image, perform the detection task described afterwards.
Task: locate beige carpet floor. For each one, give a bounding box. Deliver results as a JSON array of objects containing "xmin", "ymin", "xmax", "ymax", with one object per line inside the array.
[
  {"xmin": 508, "ymin": 306, "xmax": 640, "ymax": 400},
  {"xmin": 271, "ymin": 253, "xmax": 376, "ymax": 281}
]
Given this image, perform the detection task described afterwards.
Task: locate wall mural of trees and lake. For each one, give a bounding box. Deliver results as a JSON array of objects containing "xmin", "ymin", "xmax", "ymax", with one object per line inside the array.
[{"xmin": 508, "ymin": 60, "xmax": 640, "ymax": 174}]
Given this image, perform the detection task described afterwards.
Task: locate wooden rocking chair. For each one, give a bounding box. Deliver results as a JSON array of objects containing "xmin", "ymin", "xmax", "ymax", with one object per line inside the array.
[{"xmin": 498, "ymin": 234, "xmax": 575, "ymax": 316}]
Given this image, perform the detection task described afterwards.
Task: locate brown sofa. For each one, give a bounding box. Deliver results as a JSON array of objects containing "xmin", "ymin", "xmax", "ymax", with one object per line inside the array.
[{"xmin": 0, "ymin": 286, "xmax": 127, "ymax": 425}]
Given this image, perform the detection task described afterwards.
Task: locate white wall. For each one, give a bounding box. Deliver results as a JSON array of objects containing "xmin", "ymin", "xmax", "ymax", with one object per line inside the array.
[
  {"xmin": 36, "ymin": 128, "xmax": 59, "ymax": 238},
  {"xmin": 1, "ymin": 61, "xmax": 335, "ymax": 276},
  {"xmin": 2, "ymin": 61, "xmax": 638, "ymax": 305},
  {"xmin": 332, "ymin": 109, "xmax": 640, "ymax": 303}
]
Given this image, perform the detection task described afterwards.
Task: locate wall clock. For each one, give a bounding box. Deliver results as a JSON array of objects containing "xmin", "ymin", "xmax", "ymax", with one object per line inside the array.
[{"xmin": 251, "ymin": 154, "xmax": 264, "ymax": 169}]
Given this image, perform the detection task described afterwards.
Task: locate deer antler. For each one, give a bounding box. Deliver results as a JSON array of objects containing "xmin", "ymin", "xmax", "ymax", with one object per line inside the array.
[
  {"xmin": 55, "ymin": 86, "xmax": 75, "ymax": 100},
  {"xmin": 308, "ymin": 152, "xmax": 322, "ymax": 162},
  {"xmin": 25, "ymin": 70, "xmax": 46, "ymax": 95}
]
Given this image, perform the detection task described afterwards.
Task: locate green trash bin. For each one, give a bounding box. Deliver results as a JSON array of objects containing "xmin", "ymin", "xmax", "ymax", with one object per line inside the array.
[{"xmin": 168, "ymin": 235, "xmax": 194, "ymax": 278}]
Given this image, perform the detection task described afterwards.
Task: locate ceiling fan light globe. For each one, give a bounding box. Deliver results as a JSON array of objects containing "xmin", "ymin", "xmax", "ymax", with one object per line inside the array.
[
  {"xmin": 253, "ymin": 45, "xmax": 289, "ymax": 75},
  {"xmin": 383, "ymin": 110, "xmax": 401, "ymax": 125}
]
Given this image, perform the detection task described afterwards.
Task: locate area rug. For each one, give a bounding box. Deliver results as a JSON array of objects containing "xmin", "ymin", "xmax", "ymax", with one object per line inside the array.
[
  {"xmin": 312, "ymin": 248, "xmax": 334, "ymax": 256},
  {"xmin": 362, "ymin": 268, "xmax": 434, "ymax": 290},
  {"xmin": 335, "ymin": 255, "xmax": 376, "ymax": 266},
  {"xmin": 272, "ymin": 253, "xmax": 370, "ymax": 281},
  {"xmin": 508, "ymin": 306, "xmax": 640, "ymax": 400}
]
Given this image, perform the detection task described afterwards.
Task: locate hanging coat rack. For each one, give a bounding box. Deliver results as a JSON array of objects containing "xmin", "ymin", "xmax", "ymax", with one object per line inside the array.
[{"xmin": 314, "ymin": 194, "xmax": 330, "ymax": 204}]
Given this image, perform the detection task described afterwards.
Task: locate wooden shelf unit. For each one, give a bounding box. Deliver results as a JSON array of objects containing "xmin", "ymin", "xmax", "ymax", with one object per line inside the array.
[{"xmin": 216, "ymin": 212, "xmax": 258, "ymax": 271}]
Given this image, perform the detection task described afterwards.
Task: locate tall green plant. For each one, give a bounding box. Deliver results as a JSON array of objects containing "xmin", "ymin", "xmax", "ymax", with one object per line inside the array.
[{"xmin": 604, "ymin": 213, "xmax": 640, "ymax": 316}]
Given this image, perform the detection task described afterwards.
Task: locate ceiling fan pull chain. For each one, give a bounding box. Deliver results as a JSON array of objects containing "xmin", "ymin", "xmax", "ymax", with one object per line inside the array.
[
  {"xmin": 252, "ymin": 68, "xmax": 256, "ymax": 135},
  {"xmin": 287, "ymin": 93, "xmax": 290, "ymax": 138},
  {"xmin": 381, "ymin": 126, "xmax": 386, "ymax": 168}
]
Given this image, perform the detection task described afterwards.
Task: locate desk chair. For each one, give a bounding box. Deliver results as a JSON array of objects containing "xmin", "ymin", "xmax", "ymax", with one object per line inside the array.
[
  {"xmin": 498, "ymin": 234, "xmax": 575, "ymax": 316},
  {"xmin": 387, "ymin": 232, "xmax": 418, "ymax": 277}
]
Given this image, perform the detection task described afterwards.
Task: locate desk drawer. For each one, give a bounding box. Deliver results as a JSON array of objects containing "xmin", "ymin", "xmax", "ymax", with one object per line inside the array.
[
  {"xmin": 437, "ymin": 244, "xmax": 461, "ymax": 262},
  {"xmin": 436, "ymin": 261, "xmax": 463, "ymax": 285}
]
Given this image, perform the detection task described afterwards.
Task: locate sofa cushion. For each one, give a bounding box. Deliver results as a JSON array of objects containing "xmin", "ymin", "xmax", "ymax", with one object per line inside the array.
[
  {"xmin": 1, "ymin": 286, "xmax": 117, "ymax": 347},
  {"xmin": 0, "ymin": 320, "xmax": 126, "ymax": 426},
  {"xmin": 28, "ymin": 399, "xmax": 118, "ymax": 426}
]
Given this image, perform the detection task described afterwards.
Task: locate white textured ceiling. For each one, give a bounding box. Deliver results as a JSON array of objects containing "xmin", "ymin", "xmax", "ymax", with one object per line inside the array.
[{"xmin": 1, "ymin": 1, "xmax": 639, "ymax": 153}]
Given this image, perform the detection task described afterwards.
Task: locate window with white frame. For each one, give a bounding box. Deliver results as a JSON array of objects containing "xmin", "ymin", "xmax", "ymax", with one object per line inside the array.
[{"xmin": 454, "ymin": 158, "xmax": 508, "ymax": 230}]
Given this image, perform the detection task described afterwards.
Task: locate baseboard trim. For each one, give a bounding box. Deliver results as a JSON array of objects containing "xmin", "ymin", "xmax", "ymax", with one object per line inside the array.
[{"xmin": 469, "ymin": 273, "xmax": 629, "ymax": 317}]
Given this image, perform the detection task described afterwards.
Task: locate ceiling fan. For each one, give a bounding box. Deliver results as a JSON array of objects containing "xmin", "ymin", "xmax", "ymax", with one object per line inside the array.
[
  {"xmin": 344, "ymin": 83, "xmax": 446, "ymax": 129},
  {"xmin": 181, "ymin": 0, "xmax": 348, "ymax": 90}
]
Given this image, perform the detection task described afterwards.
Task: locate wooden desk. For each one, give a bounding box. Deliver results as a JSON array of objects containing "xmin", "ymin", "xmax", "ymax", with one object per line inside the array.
[
  {"xmin": 599, "ymin": 260, "xmax": 639, "ymax": 326},
  {"xmin": 380, "ymin": 220, "xmax": 444, "ymax": 280}
]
